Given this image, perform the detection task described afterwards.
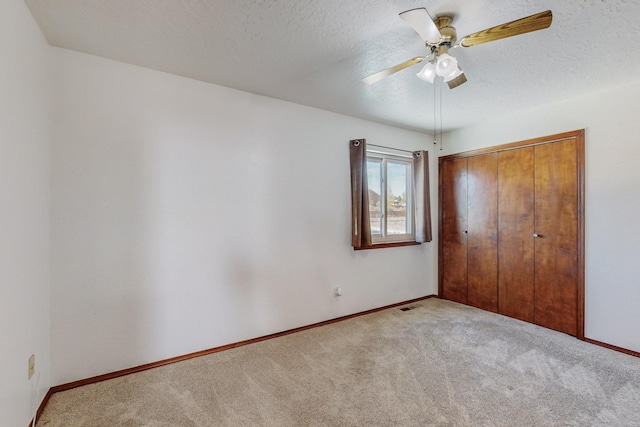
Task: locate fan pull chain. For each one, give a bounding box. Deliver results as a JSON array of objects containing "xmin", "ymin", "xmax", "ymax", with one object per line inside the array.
[
  {"xmin": 433, "ymin": 82, "xmax": 437, "ymax": 146},
  {"xmin": 431, "ymin": 82, "xmax": 444, "ymax": 150},
  {"xmin": 439, "ymin": 82, "xmax": 443, "ymax": 151}
]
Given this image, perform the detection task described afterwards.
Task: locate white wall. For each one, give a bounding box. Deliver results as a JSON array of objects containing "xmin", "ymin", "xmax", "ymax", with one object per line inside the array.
[
  {"xmin": 0, "ymin": 0, "xmax": 51, "ymax": 425},
  {"xmin": 443, "ymin": 80, "xmax": 640, "ymax": 353},
  {"xmin": 50, "ymin": 49, "xmax": 438, "ymax": 385}
]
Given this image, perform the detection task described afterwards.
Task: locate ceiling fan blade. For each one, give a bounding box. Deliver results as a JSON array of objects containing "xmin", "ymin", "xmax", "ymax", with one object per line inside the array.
[
  {"xmin": 399, "ymin": 8, "xmax": 442, "ymax": 44},
  {"xmin": 459, "ymin": 10, "xmax": 552, "ymax": 48},
  {"xmin": 362, "ymin": 56, "xmax": 425, "ymax": 85},
  {"xmin": 447, "ymin": 72, "xmax": 467, "ymax": 89}
]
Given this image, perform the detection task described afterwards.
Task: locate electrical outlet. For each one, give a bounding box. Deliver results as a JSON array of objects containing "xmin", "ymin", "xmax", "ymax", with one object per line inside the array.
[{"xmin": 28, "ymin": 354, "xmax": 35, "ymax": 380}]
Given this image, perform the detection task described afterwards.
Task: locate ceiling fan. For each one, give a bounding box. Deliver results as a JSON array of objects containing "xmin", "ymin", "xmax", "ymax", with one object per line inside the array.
[{"xmin": 362, "ymin": 8, "xmax": 552, "ymax": 89}]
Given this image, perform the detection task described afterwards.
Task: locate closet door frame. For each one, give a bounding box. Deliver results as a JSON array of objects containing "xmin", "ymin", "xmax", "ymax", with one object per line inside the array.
[{"xmin": 438, "ymin": 129, "xmax": 585, "ymax": 339}]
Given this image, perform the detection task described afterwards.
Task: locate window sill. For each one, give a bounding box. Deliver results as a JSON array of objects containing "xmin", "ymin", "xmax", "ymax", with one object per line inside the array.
[{"xmin": 353, "ymin": 241, "xmax": 421, "ymax": 251}]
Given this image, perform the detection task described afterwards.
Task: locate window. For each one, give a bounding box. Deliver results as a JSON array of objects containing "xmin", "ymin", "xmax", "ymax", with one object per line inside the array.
[
  {"xmin": 366, "ymin": 151, "xmax": 414, "ymax": 243},
  {"xmin": 349, "ymin": 138, "xmax": 431, "ymax": 250}
]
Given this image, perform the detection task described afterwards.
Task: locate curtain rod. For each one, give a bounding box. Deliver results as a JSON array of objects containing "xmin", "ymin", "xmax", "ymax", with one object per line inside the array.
[{"xmin": 366, "ymin": 143, "xmax": 417, "ymax": 155}]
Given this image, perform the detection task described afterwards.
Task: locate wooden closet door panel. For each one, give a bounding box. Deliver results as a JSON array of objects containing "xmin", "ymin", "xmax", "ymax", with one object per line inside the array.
[
  {"xmin": 534, "ymin": 140, "xmax": 578, "ymax": 335},
  {"xmin": 498, "ymin": 147, "xmax": 535, "ymax": 322},
  {"xmin": 441, "ymin": 158, "xmax": 468, "ymax": 304},
  {"xmin": 467, "ymin": 153, "xmax": 498, "ymax": 312}
]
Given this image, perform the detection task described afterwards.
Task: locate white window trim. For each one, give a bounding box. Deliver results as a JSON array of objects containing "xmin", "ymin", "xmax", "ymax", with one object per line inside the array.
[{"xmin": 367, "ymin": 150, "xmax": 415, "ymax": 244}]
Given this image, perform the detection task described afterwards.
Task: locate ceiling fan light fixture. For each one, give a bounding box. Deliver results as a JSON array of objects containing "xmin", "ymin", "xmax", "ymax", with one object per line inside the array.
[
  {"xmin": 435, "ymin": 53, "xmax": 458, "ymax": 77},
  {"xmin": 363, "ymin": 8, "xmax": 553, "ymax": 90},
  {"xmin": 416, "ymin": 61, "xmax": 436, "ymax": 83},
  {"xmin": 443, "ymin": 66, "xmax": 463, "ymax": 83}
]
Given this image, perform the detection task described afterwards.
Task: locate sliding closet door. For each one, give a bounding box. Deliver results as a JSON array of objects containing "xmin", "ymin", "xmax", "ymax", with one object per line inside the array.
[
  {"xmin": 498, "ymin": 147, "xmax": 535, "ymax": 323},
  {"xmin": 534, "ymin": 140, "xmax": 579, "ymax": 335},
  {"xmin": 467, "ymin": 153, "xmax": 498, "ymax": 312},
  {"xmin": 440, "ymin": 157, "xmax": 468, "ymax": 304}
]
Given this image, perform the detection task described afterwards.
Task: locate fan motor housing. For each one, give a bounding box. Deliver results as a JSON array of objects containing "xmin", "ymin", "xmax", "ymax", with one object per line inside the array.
[{"xmin": 434, "ymin": 16, "xmax": 457, "ymax": 45}]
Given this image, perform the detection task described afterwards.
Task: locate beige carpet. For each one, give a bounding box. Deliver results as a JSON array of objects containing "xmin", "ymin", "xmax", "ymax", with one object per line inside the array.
[{"xmin": 37, "ymin": 298, "xmax": 640, "ymax": 426}]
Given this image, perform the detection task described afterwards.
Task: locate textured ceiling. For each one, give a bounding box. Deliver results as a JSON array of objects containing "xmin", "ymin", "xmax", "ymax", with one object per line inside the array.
[{"xmin": 24, "ymin": 0, "xmax": 640, "ymax": 134}]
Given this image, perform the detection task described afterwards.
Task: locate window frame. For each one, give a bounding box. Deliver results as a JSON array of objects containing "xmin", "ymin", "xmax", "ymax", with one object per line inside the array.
[{"xmin": 366, "ymin": 150, "xmax": 416, "ymax": 245}]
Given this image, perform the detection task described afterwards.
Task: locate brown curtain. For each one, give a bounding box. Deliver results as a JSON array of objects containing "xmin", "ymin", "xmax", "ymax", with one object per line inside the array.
[
  {"xmin": 349, "ymin": 139, "xmax": 372, "ymax": 248},
  {"xmin": 413, "ymin": 150, "xmax": 433, "ymax": 243}
]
